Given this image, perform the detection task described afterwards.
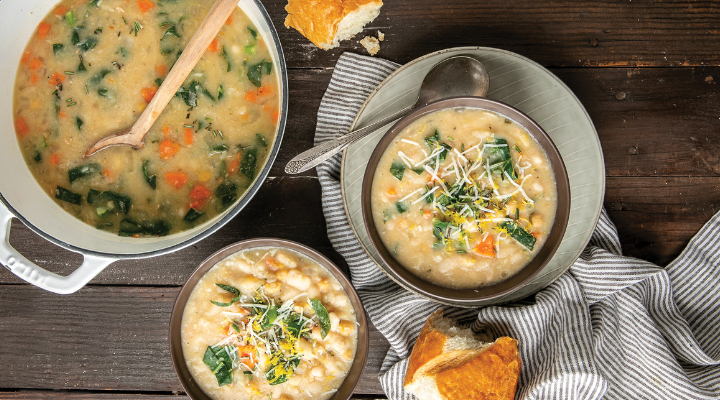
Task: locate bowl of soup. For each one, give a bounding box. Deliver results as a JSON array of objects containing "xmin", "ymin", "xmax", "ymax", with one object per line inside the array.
[
  {"xmin": 361, "ymin": 97, "xmax": 571, "ymax": 306},
  {"xmin": 169, "ymin": 238, "xmax": 369, "ymax": 400},
  {"xmin": 0, "ymin": 0, "xmax": 287, "ymax": 293}
]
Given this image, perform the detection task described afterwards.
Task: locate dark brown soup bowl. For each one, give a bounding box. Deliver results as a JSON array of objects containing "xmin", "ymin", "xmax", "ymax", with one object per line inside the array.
[
  {"xmin": 169, "ymin": 238, "xmax": 369, "ymax": 400},
  {"xmin": 361, "ymin": 97, "xmax": 571, "ymax": 307}
]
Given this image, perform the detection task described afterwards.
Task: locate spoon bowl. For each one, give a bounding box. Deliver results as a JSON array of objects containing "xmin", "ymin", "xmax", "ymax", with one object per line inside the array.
[{"xmin": 284, "ymin": 56, "xmax": 489, "ymax": 174}]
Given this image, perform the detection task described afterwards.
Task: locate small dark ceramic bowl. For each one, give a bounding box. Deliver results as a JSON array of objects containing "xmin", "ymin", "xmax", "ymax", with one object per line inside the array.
[
  {"xmin": 361, "ymin": 97, "xmax": 571, "ymax": 307},
  {"xmin": 169, "ymin": 238, "xmax": 369, "ymax": 400}
]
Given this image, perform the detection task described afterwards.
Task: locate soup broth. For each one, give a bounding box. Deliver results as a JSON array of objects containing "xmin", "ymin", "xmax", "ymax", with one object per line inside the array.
[
  {"xmin": 181, "ymin": 247, "xmax": 358, "ymax": 400},
  {"xmin": 371, "ymin": 108, "xmax": 558, "ymax": 289},
  {"xmin": 13, "ymin": 0, "xmax": 279, "ymax": 237}
]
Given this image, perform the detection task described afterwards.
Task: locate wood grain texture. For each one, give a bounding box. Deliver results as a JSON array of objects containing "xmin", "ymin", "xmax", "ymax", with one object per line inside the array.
[
  {"xmin": 605, "ymin": 176, "xmax": 720, "ymax": 265},
  {"xmin": 261, "ymin": 0, "xmax": 720, "ymax": 68},
  {"xmin": 0, "ymin": 286, "xmax": 388, "ymax": 395}
]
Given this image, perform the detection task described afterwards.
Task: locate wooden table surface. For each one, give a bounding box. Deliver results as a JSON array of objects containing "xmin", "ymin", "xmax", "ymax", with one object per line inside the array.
[{"xmin": 2, "ymin": 0, "xmax": 719, "ymax": 398}]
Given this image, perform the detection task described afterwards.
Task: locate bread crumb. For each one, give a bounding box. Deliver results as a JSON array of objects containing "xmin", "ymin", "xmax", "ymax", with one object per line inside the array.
[
  {"xmin": 360, "ymin": 36, "xmax": 380, "ymax": 56},
  {"xmin": 377, "ymin": 30, "xmax": 385, "ymax": 41}
]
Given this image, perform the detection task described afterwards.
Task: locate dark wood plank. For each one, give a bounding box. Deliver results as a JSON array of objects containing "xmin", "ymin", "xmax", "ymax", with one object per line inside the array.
[
  {"xmin": 554, "ymin": 67, "xmax": 720, "ymax": 177},
  {"xmin": 261, "ymin": 0, "xmax": 720, "ymax": 68},
  {"xmin": 0, "ymin": 286, "xmax": 387, "ymax": 395},
  {"xmin": 605, "ymin": 176, "xmax": 720, "ymax": 265}
]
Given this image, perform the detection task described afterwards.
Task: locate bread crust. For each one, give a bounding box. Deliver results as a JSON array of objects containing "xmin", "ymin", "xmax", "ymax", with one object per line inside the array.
[
  {"xmin": 284, "ymin": 0, "xmax": 382, "ymax": 49},
  {"xmin": 435, "ymin": 337, "xmax": 521, "ymax": 400},
  {"xmin": 403, "ymin": 311, "xmax": 521, "ymax": 400}
]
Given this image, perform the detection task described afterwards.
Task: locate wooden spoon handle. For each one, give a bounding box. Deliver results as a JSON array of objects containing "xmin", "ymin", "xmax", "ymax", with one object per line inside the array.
[{"xmin": 127, "ymin": 0, "xmax": 238, "ymax": 145}]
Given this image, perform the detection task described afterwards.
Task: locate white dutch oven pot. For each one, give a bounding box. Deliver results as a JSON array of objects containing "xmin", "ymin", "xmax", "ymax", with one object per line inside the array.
[{"xmin": 0, "ymin": 0, "xmax": 288, "ymax": 294}]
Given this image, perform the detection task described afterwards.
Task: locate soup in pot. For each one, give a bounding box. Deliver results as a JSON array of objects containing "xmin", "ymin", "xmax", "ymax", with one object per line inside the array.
[{"xmin": 13, "ymin": 0, "xmax": 279, "ymax": 237}]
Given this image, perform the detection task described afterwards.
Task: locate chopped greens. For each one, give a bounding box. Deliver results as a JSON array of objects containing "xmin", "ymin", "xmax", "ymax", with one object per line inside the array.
[
  {"xmin": 76, "ymin": 116, "xmax": 84, "ymax": 131},
  {"xmin": 142, "ymin": 160, "xmax": 157, "ymax": 189},
  {"xmin": 175, "ymin": 80, "xmax": 213, "ymax": 107},
  {"xmin": 221, "ymin": 46, "xmax": 232, "ymax": 72},
  {"xmin": 499, "ymin": 221, "xmax": 536, "ymax": 250},
  {"xmin": 68, "ymin": 163, "xmax": 101, "ymax": 184},
  {"xmin": 239, "ymin": 147, "xmax": 258, "ymax": 179},
  {"xmin": 53, "ymin": 43, "xmax": 64, "ymax": 55},
  {"xmin": 203, "ymin": 345, "xmax": 235, "ymax": 386},
  {"xmin": 246, "ymin": 59, "xmax": 272, "ymax": 87},
  {"xmin": 55, "ymin": 187, "xmax": 82, "ymax": 205},
  {"xmin": 215, "ymin": 182, "xmax": 238, "ymax": 208},
  {"xmin": 183, "ymin": 208, "xmax": 204, "ymax": 223},
  {"xmin": 310, "ymin": 299, "xmax": 330, "ymax": 339},
  {"xmin": 390, "ymin": 161, "xmax": 406, "ymax": 181},
  {"xmin": 486, "ymin": 138, "xmax": 517, "ymax": 179},
  {"xmin": 255, "ymin": 133, "xmax": 268, "ymax": 147},
  {"xmin": 396, "ymin": 201, "xmax": 408, "ymax": 213}
]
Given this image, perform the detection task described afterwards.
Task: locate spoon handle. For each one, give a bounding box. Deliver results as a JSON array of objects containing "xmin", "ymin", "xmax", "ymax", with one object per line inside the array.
[
  {"xmin": 285, "ymin": 104, "xmax": 415, "ymax": 174},
  {"xmin": 105, "ymin": 0, "xmax": 237, "ymax": 149}
]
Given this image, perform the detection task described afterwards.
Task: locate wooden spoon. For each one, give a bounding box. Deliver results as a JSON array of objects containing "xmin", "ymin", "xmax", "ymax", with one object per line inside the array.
[{"xmin": 85, "ymin": 0, "xmax": 238, "ymax": 157}]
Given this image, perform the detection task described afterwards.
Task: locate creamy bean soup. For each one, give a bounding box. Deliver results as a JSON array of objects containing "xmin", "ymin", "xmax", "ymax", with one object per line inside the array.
[
  {"xmin": 181, "ymin": 247, "xmax": 358, "ymax": 400},
  {"xmin": 13, "ymin": 0, "xmax": 279, "ymax": 236},
  {"xmin": 371, "ymin": 108, "xmax": 558, "ymax": 289}
]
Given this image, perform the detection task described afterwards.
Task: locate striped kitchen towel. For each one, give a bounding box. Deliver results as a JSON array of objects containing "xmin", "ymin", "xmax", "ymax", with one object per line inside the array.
[{"xmin": 315, "ymin": 52, "xmax": 720, "ymax": 399}]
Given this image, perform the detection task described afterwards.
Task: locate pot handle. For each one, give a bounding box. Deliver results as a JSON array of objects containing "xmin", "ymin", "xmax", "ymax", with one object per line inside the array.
[{"xmin": 0, "ymin": 200, "xmax": 116, "ymax": 294}]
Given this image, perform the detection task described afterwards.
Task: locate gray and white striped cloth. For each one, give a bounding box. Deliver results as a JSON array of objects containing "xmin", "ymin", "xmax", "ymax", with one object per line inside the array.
[{"xmin": 315, "ymin": 52, "xmax": 720, "ymax": 399}]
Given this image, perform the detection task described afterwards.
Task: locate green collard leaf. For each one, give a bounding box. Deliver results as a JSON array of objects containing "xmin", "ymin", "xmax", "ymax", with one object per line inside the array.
[
  {"xmin": 310, "ymin": 299, "xmax": 331, "ymax": 339},
  {"xmin": 499, "ymin": 220, "xmax": 536, "ymax": 250},
  {"xmin": 68, "ymin": 163, "xmax": 101, "ymax": 183},
  {"xmin": 55, "ymin": 186, "xmax": 82, "ymax": 205},
  {"xmin": 142, "ymin": 160, "xmax": 157, "ymax": 189},
  {"xmin": 203, "ymin": 346, "xmax": 234, "ymax": 386},
  {"xmin": 390, "ymin": 161, "xmax": 406, "ymax": 181},
  {"xmin": 215, "ymin": 182, "xmax": 238, "ymax": 209},
  {"xmin": 53, "ymin": 43, "xmax": 64, "ymax": 55},
  {"xmin": 240, "ymin": 146, "xmax": 258, "ymax": 179},
  {"xmin": 395, "ymin": 202, "xmax": 408, "ymax": 214},
  {"xmin": 183, "ymin": 208, "xmax": 204, "ymax": 223}
]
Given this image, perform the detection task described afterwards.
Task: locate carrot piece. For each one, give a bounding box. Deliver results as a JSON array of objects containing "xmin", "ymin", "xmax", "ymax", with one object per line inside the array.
[
  {"xmin": 30, "ymin": 74, "xmax": 39, "ymax": 84},
  {"xmin": 54, "ymin": 5, "xmax": 68, "ymax": 16},
  {"xmin": 189, "ymin": 183, "xmax": 211, "ymax": 209},
  {"xmin": 532, "ymin": 231, "xmax": 541, "ymax": 239},
  {"xmin": 20, "ymin": 51, "xmax": 31, "ymax": 64},
  {"xmin": 162, "ymin": 126, "xmax": 170, "ymax": 136},
  {"xmin": 225, "ymin": 14, "xmax": 233, "ymax": 25},
  {"xmin": 237, "ymin": 345, "xmax": 257, "ymax": 370},
  {"xmin": 48, "ymin": 72, "xmax": 65, "ymax": 85},
  {"xmin": 228, "ymin": 159, "xmax": 240, "ymax": 175},
  {"xmin": 38, "ymin": 22, "xmax": 51, "ymax": 38},
  {"xmin": 386, "ymin": 188, "xmax": 396, "ymax": 197},
  {"xmin": 159, "ymin": 138, "xmax": 180, "ymax": 159},
  {"xmin": 141, "ymin": 87, "xmax": 157, "ymax": 103},
  {"xmin": 154, "ymin": 64, "xmax": 168, "ymax": 77},
  {"xmin": 164, "ymin": 171, "xmax": 188, "ymax": 189},
  {"xmin": 263, "ymin": 104, "xmax": 272, "ymax": 113},
  {"xmin": 49, "ymin": 153, "xmax": 60, "ymax": 165},
  {"xmin": 102, "ymin": 168, "xmax": 113, "ymax": 179},
  {"xmin": 29, "ymin": 58, "xmax": 43, "ymax": 70},
  {"xmin": 57, "ymin": 111, "xmax": 68, "ymax": 119},
  {"xmin": 473, "ymin": 235, "xmax": 495, "ymax": 258},
  {"xmin": 208, "ymin": 37, "xmax": 219, "ymax": 52},
  {"xmin": 15, "ymin": 117, "xmax": 29, "ymax": 137},
  {"xmin": 184, "ymin": 127, "xmax": 193, "ymax": 145},
  {"xmin": 241, "ymin": 114, "xmax": 250, "ymax": 121},
  {"xmin": 258, "ymin": 86, "xmax": 272, "ymax": 96},
  {"xmin": 136, "ymin": 0, "xmax": 155, "ymax": 13},
  {"xmin": 271, "ymin": 110, "xmax": 279, "ymax": 123},
  {"xmin": 244, "ymin": 91, "xmax": 257, "ymax": 102}
]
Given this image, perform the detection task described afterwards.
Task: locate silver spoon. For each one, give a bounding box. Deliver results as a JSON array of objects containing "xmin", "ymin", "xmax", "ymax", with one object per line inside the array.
[{"xmin": 284, "ymin": 56, "xmax": 490, "ymax": 174}]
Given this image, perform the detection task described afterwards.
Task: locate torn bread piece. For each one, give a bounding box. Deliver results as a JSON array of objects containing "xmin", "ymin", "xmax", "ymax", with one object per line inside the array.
[
  {"xmin": 360, "ymin": 36, "xmax": 380, "ymax": 55},
  {"xmin": 404, "ymin": 310, "xmax": 521, "ymax": 400},
  {"xmin": 285, "ymin": 0, "xmax": 383, "ymax": 50}
]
